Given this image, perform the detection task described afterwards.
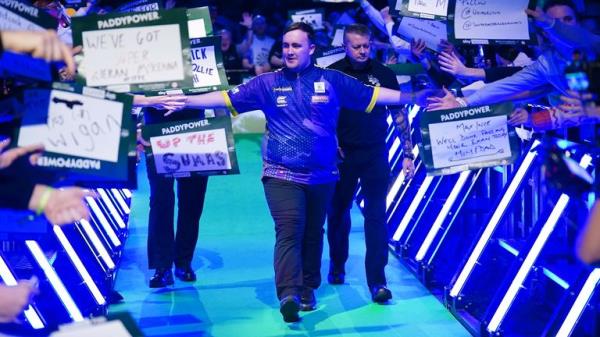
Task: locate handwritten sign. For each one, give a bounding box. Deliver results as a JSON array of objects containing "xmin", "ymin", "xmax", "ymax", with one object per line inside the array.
[
  {"xmin": 289, "ymin": 9, "xmax": 324, "ymax": 30},
  {"xmin": 19, "ymin": 90, "xmax": 123, "ymax": 162},
  {"xmin": 394, "ymin": 17, "xmax": 447, "ymax": 51},
  {"xmin": 390, "ymin": 0, "xmax": 449, "ymax": 19},
  {"xmin": 14, "ymin": 83, "xmax": 135, "ymax": 187},
  {"xmin": 190, "ymin": 37, "xmax": 229, "ymax": 91},
  {"xmin": 0, "ymin": 1, "xmax": 57, "ymax": 30},
  {"xmin": 315, "ymin": 46, "xmax": 346, "ymax": 68},
  {"xmin": 451, "ymin": 0, "xmax": 534, "ymax": 44},
  {"xmin": 72, "ymin": 9, "xmax": 193, "ymax": 93},
  {"xmin": 143, "ymin": 114, "xmax": 239, "ymax": 177},
  {"xmin": 419, "ymin": 102, "xmax": 520, "ymax": 175}
]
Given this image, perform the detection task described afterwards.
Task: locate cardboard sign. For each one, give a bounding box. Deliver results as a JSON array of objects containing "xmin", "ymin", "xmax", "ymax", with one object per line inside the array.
[
  {"xmin": 449, "ymin": 0, "xmax": 536, "ymax": 45},
  {"xmin": 331, "ymin": 25, "xmax": 346, "ymax": 47},
  {"xmin": 289, "ymin": 9, "xmax": 325, "ymax": 30},
  {"xmin": 14, "ymin": 83, "xmax": 136, "ymax": 187},
  {"xmin": 0, "ymin": 1, "xmax": 57, "ymax": 30},
  {"xmin": 189, "ymin": 36, "xmax": 229, "ymax": 91},
  {"xmin": 71, "ymin": 9, "xmax": 194, "ymax": 93},
  {"xmin": 143, "ymin": 114, "xmax": 239, "ymax": 177},
  {"xmin": 315, "ymin": 46, "xmax": 346, "ymax": 68},
  {"xmin": 390, "ymin": 0, "xmax": 449, "ymax": 19},
  {"xmin": 187, "ymin": 6, "xmax": 213, "ymax": 39},
  {"xmin": 419, "ymin": 102, "xmax": 520, "ymax": 175},
  {"xmin": 393, "ymin": 17, "xmax": 448, "ymax": 51}
]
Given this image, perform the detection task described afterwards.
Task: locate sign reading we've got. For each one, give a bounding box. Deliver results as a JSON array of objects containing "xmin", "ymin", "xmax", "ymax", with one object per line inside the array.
[
  {"xmin": 72, "ymin": 9, "xmax": 193, "ymax": 93},
  {"xmin": 419, "ymin": 102, "xmax": 520, "ymax": 175}
]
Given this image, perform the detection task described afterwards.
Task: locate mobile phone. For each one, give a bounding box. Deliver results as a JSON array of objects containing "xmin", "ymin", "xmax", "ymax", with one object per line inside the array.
[{"xmin": 565, "ymin": 71, "xmax": 590, "ymax": 92}]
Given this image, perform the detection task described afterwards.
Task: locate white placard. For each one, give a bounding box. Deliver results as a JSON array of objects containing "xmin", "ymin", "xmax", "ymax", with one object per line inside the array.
[
  {"xmin": 0, "ymin": 6, "xmax": 44, "ymax": 31},
  {"xmin": 191, "ymin": 45, "xmax": 221, "ymax": 87},
  {"xmin": 81, "ymin": 24, "xmax": 185, "ymax": 87},
  {"xmin": 454, "ymin": 0, "xmax": 530, "ymax": 41},
  {"xmin": 150, "ymin": 128, "xmax": 231, "ymax": 174},
  {"xmin": 188, "ymin": 18, "xmax": 207, "ymax": 39},
  {"xmin": 408, "ymin": 0, "xmax": 449, "ymax": 17},
  {"xmin": 331, "ymin": 29, "xmax": 344, "ymax": 47},
  {"xmin": 18, "ymin": 90, "xmax": 124, "ymax": 163},
  {"xmin": 429, "ymin": 115, "xmax": 510, "ymax": 168},
  {"xmin": 291, "ymin": 12, "xmax": 324, "ymax": 30},
  {"xmin": 316, "ymin": 52, "xmax": 346, "ymax": 68},
  {"xmin": 396, "ymin": 17, "xmax": 447, "ymax": 50}
]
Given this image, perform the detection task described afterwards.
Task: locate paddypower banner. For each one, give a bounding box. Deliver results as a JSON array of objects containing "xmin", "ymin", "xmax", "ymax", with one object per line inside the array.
[
  {"xmin": 71, "ymin": 9, "xmax": 194, "ymax": 93},
  {"xmin": 143, "ymin": 114, "xmax": 239, "ymax": 177},
  {"xmin": 419, "ymin": 102, "xmax": 520, "ymax": 176}
]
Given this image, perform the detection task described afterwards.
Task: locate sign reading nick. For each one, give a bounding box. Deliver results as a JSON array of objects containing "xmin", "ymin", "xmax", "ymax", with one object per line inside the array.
[{"xmin": 143, "ymin": 114, "xmax": 239, "ymax": 177}]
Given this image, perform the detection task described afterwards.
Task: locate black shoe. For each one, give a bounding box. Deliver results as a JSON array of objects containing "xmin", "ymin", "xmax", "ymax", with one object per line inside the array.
[
  {"xmin": 300, "ymin": 288, "xmax": 316, "ymax": 311},
  {"xmin": 175, "ymin": 266, "xmax": 197, "ymax": 282},
  {"xmin": 149, "ymin": 268, "xmax": 174, "ymax": 288},
  {"xmin": 327, "ymin": 272, "xmax": 345, "ymax": 285},
  {"xmin": 371, "ymin": 285, "xmax": 392, "ymax": 303},
  {"xmin": 279, "ymin": 295, "xmax": 300, "ymax": 323}
]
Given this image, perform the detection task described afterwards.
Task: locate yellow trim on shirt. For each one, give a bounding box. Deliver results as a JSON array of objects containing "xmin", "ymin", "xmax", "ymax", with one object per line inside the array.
[
  {"xmin": 365, "ymin": 86, "xmax": 380, "ymax": 113},
  {"xmin": 221, "ymin": 90, "xmax": 239, "ymax": 116}
]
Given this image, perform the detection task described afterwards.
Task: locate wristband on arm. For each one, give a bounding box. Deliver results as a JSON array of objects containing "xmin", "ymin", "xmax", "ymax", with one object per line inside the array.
[{"xmin": 36, "ymin": 187, "xmax": 54, "ymax": 216}]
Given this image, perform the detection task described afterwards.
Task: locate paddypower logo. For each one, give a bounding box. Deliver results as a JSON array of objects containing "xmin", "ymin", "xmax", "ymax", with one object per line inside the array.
[
  {"xmin": 97, "ymin": 12, "xmax": 160, "ymax": 29},
  {"xmin": 440, "ymin": 105, "xmax": 491, "ymax": 122}
]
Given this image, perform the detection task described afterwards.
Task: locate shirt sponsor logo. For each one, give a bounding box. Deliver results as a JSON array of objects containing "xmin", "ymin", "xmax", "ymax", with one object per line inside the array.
[
  {"xmin": 273, "ymin": 86, "xmax": 293, "ymax": 92},
  {"xmin": 367, "ymin": 75, "xmax": 380, "ymax": 86},
  {"xmin": 314, "ymin": 82, "xmax": 326, "ymax": 94},
  {"xmin": 276, "ymin": 95, "xmax": 288, "ymax": 107},
  {"xmin": 311, "ymin": 95, "xmax": 329, "ymax": 104}
]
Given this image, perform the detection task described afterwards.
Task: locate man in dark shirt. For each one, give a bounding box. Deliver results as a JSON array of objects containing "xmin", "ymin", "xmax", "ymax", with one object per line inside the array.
[
  {"xmin": 327, "ymin": 24, "xmax": 415, "ymax": 303},
  {"xmin": 141, "ymin": 107, "xmax": 209, "ymax": 288}
]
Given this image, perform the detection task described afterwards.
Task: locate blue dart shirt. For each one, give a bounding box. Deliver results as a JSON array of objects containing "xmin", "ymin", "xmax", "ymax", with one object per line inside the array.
[{"xmin": 223, "ymin": 65, "xmax": 380, "ymax": 184}]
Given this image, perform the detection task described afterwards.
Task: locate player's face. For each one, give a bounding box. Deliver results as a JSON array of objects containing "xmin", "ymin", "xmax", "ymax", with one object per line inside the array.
[
  {"xmin": 546, "ymin": 5, "xmax": 577, "ymax": 26},
  {"xmin": 282, "ymin": 29, "xmax": 315, "ymax": 72},
  {"xmin": 344, "ymin": 32, "xmax": 371, "ymax": 64}
]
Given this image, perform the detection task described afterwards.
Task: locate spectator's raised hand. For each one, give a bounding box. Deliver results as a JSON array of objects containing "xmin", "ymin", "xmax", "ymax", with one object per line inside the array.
[
  {"xmin": 526, "ymin": 7, "xmax": 554, "ymax": 29},
  {"xmin": 438, "ymin": 39, "xmax": 456, "ymax": 55},
  {"xmin": 0, "ymin": 138, "xmax": 44, "ymax": 169},
  {"xmin": 380, "ymin": 6, "xmax": 393, "ymax": 24},
  {"xmin": 508, "ymin": 107, "xmax": 531, "ymax": 126},
  {"xmin": 426, "ymin": 87, "xmax": 461, "ymax": 111},
  {"xmin": 240, "ymin": 12, "xmax": 253, "ymax": 29},
  {"xmin": 411, "ymin": 39, "xmax": 427, "ymax": 61},
  {"xmin": 438, "ymin": 51, "xmax": 468, "ymax": 77}
]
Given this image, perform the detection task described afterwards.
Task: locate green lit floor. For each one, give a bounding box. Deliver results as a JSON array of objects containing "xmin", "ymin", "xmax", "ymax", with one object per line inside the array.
[{"xmin": 109, "ymin": 134, "xmax": 471, "ymax": 337}]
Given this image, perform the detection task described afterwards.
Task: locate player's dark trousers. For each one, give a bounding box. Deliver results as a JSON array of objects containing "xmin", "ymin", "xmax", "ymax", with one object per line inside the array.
[
  {"xmin": 263, "ymin": 177, "xmax": 336, "ymax": 299},
  {"xmin": 146, "ymin": 162, "xmax": 208, "ymax": 270},
  {"xmin": 327, "ymin": 146, "xmax": 390, "ymax": 287}
]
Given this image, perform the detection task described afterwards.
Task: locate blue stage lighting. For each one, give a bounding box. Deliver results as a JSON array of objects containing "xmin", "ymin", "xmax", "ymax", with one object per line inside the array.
[
  {"xmin": 25, "ymin": 240, "xmax": 84, "ymax": 322},
  {"xmin": 53, "ymin": 226, "xmax": 106, "ymax": 306},
  {"xmin": 486, "ymin": 154, "xmax": 592, "ymax": 334},
  {"xmin": 556, "ymin": 269, "xmax": 600, "ymax": 337},
  {"xmin": 449, "ymin": 140, "xmax": 541, "ymax": 298}
]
